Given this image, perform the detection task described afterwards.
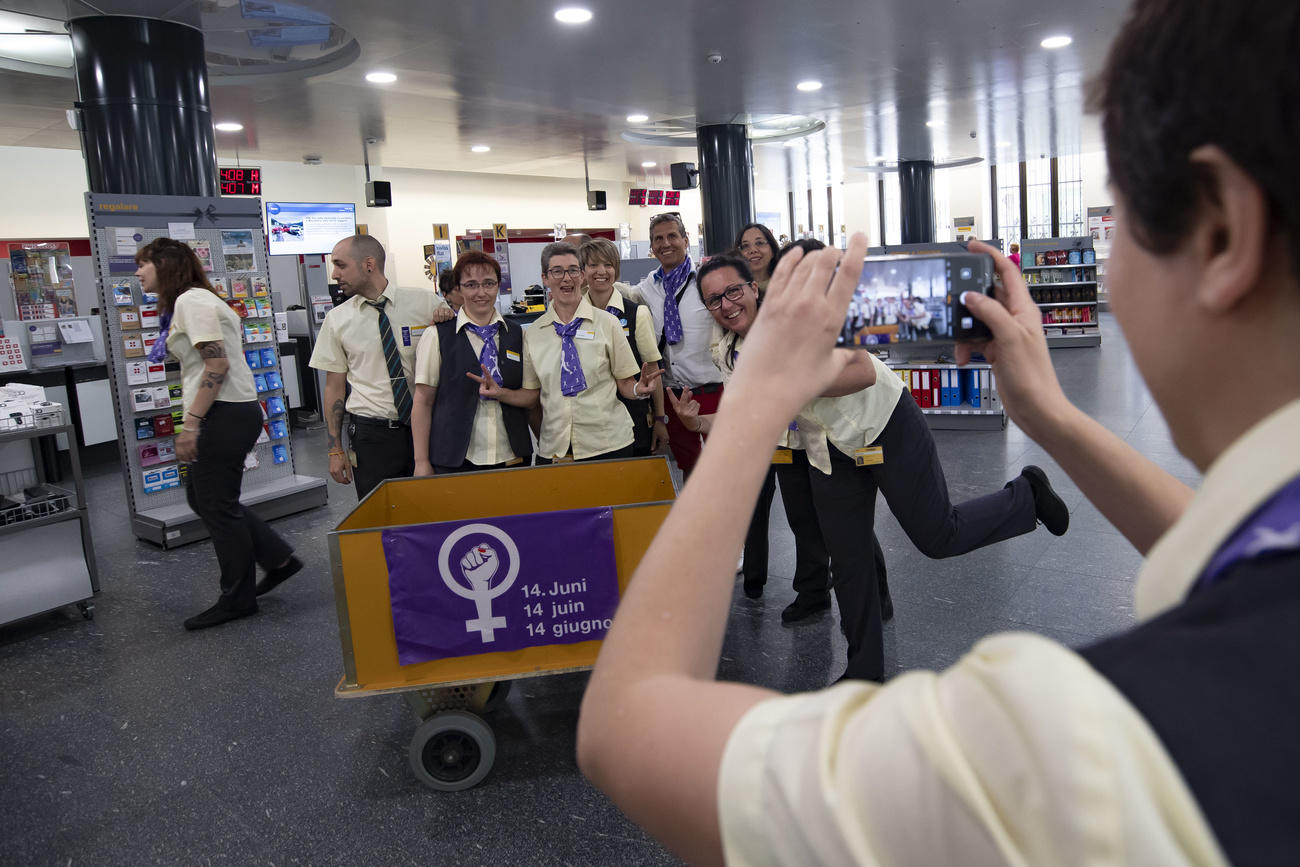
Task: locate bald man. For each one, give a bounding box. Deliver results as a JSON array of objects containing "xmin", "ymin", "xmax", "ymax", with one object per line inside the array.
[{"xmin": 309, "ymin": 234, "xmax": 452, "ymax": 498}]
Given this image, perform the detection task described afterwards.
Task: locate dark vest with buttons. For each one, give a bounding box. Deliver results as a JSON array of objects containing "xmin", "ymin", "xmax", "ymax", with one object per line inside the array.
[
  {"xmin": 609, "ymin": 297, "xmax": 650, "ymax": 423},
  {"xmin": 429, "ymin": 318, "xmax": 532, "ymax": 467}
]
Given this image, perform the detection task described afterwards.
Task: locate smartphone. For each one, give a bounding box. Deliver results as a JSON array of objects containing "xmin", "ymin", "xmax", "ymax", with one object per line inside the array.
[{"xmin": 840, "ymin": 252, "xmax": 996, "ymax": 346}]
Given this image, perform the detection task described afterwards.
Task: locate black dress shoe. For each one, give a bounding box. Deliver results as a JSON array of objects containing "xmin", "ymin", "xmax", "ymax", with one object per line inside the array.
[
  {"xmin": 1020, "ymin": 465, "xmax": 1069, "ymax": 536},
  {"xmin": 184, "ymin": 602, "xmax": 258, "ymax": 631},
  {"xmin": 742, "ymin": 581, "xmax": 764, "ymax": 599},
  {"xmin": 255, "ymin": 555, "xmax": 303, "ymax": 597},
  {"xmin": 781, "ymin": 593, "xmax": 831, "ymax": 623}
]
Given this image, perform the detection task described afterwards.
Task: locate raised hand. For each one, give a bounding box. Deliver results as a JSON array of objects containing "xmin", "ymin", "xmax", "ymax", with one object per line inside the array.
[
  {"xmin": 666, "ymin": 387, "xmax": 701, "ymax": 433},
  {"xmin": 467, "ymin": 363, "xmax": 503, "ymax": 400},
  {"xmin": 637, "ymin": 361, "xmax": 663, "ymax": 395},
  {"xmin": 460, "ymin": 544, "xmax": 499, "ymax": 588},
  {"xmin": 431, "ymin": 306, "xmax": 455, "ymax": 323}
]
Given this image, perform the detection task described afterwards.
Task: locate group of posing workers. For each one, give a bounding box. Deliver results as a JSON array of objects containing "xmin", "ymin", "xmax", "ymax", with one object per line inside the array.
[{"xmin": 307, "ymin": 215, "xmax": 1069, "ymax": 682}]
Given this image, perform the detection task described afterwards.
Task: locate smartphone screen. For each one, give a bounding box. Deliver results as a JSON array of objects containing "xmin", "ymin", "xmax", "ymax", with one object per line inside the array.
[{"xmin": 839, "ymin": 253, "xmax": 994, "ymax": 346}]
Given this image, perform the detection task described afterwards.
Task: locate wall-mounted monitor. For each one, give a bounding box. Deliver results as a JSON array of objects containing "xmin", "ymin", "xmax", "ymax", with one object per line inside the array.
[{"xmin": 265, "ymin": 202, "xmax": 356, "ymax": 256}]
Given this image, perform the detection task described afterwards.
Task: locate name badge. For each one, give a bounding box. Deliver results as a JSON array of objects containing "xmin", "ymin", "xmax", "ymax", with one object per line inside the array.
[
  {"xmin": 505, "ymin": 349, "xmax": 521, "ymax": 362},
  {"xmin": 408, "ymin": 324, "xmax": 427, "ymax": 344},
  {"xmin": 771, "ymin": 448, "xmax": 793, "ymax": 464},
  {"xmin": 575, "ymin": 329, "xmax": 595, "ymax": 340},
  {"xmin": 853, "ymin": 446, "xmax": 884, "ymax": 467},
  {"xmin": 622, "ymin": 327, "xmax": 631, "ymax": 335},
  {"xmin": 401, "ymin": 326, "xmax": 412, "ymax": 346}
]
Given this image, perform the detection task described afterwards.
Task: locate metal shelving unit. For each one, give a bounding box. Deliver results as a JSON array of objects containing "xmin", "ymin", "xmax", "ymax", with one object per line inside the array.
[
  {"xmin": 0, "ymin": 418, "xmax": 98, "ymax": 625},
  {"xmin": 1020, "ymin": 236, "xmax": 1102, "ymax": 348}
]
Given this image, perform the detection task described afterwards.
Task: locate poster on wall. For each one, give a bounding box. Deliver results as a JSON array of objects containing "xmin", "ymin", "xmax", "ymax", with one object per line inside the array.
[
  {"xmin": 491, "ymin": 223, "xmax": 512, "ymax": 294},
  {"xmin": 8, "ymin": 242, "xmax": 78, "ymax": 320},
  {"xmin": 423, "ymin": 223, "xmax": 453, "ymax": 283}
]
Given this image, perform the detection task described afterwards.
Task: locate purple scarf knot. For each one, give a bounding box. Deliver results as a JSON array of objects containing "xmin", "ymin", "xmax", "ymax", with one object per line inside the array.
[
  {"xmin": 147, "ymin": 312, "xmax": 173, "ymax": 363},
  {"xmin": 466, "ymin": 322, "xmax": 502, "ymax": 399},
  {"xmin": 552, "ymin": 318, "xmax": 589, "ymax": 396}
]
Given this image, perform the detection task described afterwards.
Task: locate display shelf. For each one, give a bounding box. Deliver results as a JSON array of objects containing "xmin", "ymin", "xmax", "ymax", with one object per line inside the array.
[
  {"xmin": 1026, "ymin": 281, "xmax": 1097, "ymax": 288},
  {"xmin": 1021, "ymin": 263, "xmax": 1097, "ymax": 271},
  {"xmin": 884, "ymin": 359, "xmax": 1004, "ymax": 430},
  {"xmin": 1037, "ymin": 301, "xmax": 1098, "ymax": 308},
  {"xmin": 1020, "ymin": 236, "xmax": 1103, "ymax": 348}
]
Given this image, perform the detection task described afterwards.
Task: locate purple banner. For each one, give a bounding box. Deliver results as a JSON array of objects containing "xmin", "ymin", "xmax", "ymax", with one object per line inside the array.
[{"xmin": 382, "ymin": 507, "xmax": 620, "ymax": 666}]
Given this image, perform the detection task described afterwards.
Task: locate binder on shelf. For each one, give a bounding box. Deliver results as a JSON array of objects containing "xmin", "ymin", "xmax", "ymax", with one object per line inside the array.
[
  {"xmin": 988, "ymin": 372, "xmax": 1001, "ymax": 413},
  {"xmin": 968, "ymin": 369, "xmax": 981, "ymax": 408},
  {"xmin": 930, "ymin": 370, "xmax": 940, "ymax": 408},
  {"xmin": 979, "ymin": 370, "xmax": 991, "ymax": 409}
]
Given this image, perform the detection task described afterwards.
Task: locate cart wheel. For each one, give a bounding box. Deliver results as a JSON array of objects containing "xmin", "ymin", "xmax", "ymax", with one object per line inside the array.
[
  {"xmin": 408, "ymin": 710, "xmax": 495, "ymax": 792},
  {"xmin": 78, "ymin": 601, "xmax": 94, "ymax": 620},
  {"xmin": 482, "ymin": 680, "xmax": 512, "ymax": 713}
]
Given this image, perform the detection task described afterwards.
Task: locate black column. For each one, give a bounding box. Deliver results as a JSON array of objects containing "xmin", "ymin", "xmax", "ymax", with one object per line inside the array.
[
  {"xmin": 898, "ymin": 160, "xmax": 935, "ymax": 244},
  {"xmin": 70, "ymin": 16, "xmax": 217, "ymax": 197},
  {"xmin": 695, "ymin": 124, "xmax": 754, "ymax": 255}
]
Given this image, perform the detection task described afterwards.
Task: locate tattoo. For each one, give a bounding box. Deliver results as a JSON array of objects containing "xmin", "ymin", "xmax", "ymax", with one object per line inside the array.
[
  {"xmin": 200, "ymin": 371, "xmax": 227, "ymax": 390},
  {"xmin": 196, "ymin": 341, "xmax": 226, "ymax": 359},
  {"xmin": 327, "ymin": 398, "xmax": 346, "ymax": 451}
]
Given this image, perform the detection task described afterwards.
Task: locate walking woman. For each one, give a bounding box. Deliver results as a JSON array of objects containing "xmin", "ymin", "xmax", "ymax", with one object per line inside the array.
[{"xmin": 136, "ymin": 239, "xmax": 300, "ymax": 630}]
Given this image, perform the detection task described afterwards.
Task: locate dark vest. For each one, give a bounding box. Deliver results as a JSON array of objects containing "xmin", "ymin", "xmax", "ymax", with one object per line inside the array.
[
  {"xmin": 429, "ymin": 318, "xmax": 532, "ymax": 467},
  {"xmin": 1079, "ymin": 550, "xmax": 1300, "ymax": 865},
  {"xmin": 607, "ymin": 297, "xmax": 650, "ymax": 423}
]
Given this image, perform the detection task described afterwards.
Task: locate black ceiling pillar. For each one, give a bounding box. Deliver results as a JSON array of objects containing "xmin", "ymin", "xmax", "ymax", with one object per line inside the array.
[
  {"xmin": 695, "ymin": 124, "xmax": 754, "ymax": 255},
  {"xmin": 70, "ymin": 16, "xmax": 217, "ymax": 197},
  {"xmin": 898, "ymin": 160, "xmax": 936, "ymax": 244}
]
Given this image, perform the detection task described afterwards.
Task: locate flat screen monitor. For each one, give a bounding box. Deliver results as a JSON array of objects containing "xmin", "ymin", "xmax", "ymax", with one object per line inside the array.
[{"xmin": 266, "ymin": 202, "xmax": 356, "ymax": 256}]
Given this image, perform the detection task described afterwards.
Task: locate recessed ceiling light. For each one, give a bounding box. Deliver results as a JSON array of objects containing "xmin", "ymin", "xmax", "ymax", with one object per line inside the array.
[
  {"xmin": 641, "ymin": 161, "xmax": 657, "ymax": 168},
  {"xmin": 554, "ymin": 7, "xmax": 593, "ymax": 24},
  {"xmin": 626, "ymin": 113, "xmax": 649, "ymax": 123},
  {"xmin": 925, "ymin": 119, "xmax": 944, "ymax": 128},
  {"xmin": 796, "ymin": 80, "xmax": 823, "ymax": 92},
  {"xmin": 471, "ymin": 145, "xmax": 491, "ymax": 153},
  {"xmin": 365, "ymin": 71, "xmax": 397, "ymax": 84},
  {"xmin": 783, "ymin": 141, "xmax": 799, "ymax": 148},
  {"xmin": 1040, "ymin": 35, "xmax": 1072, "ymax": 49},
  {"xmin": 214, "ymin": 122, "xmax": 243, "ymax": 132}
]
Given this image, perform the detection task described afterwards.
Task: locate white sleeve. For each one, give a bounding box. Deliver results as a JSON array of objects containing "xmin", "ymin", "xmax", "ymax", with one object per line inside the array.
[{"xmin": 717, "ymin": 632, "xmax": 1227, "ymax": 867}]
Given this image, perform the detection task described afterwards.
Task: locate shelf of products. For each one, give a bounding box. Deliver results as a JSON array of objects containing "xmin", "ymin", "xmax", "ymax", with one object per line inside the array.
[
  {"xmin": 883, "ymin": 361, "xmax": 1005, "ymax": 430},
  {"xmin": 0, "ymin": 418, "xmax": 98, "ymax": 625},
  {"xmin": 1019, "ymin": 236, "xmax": 1102, "ymax": 348}
]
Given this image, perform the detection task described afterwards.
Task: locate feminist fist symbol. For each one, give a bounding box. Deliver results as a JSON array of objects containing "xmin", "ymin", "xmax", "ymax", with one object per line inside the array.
[{"xmin": 460, "ymin": 544, "xmax": 499, "ymax": 589}]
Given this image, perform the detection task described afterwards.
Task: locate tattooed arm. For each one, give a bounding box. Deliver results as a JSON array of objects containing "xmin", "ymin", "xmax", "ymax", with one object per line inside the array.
[
  {"xmin": 324, "ymin": 371, "xmax": 352, "ymax": 484},
  {"xmin": 176, "ymin": 340, "xmax": 228, "ymax": 461}
]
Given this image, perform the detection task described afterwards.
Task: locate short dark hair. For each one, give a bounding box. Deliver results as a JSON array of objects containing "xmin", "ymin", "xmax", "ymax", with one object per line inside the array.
[
  {"xmin": 1095, "ymin": 0, "xmax": 1300, "ymax": 279},
  {"xmin": 733, "ymin": 223, "xmax": 780, "ymax": 277},
  {"xmin": 341, "ymin": 234, "xmax": 386, "ymax": 271},
  {"xmin": 135, "ymin": 237, "xmax": 216, "ymax": 314},
  {"xmin": 696, "ymin": 254, "xmax": 753, "ymax": 303},
  {"xmin": 649, "ymin": 213, "xmax": 687, "ymax": 239},
  {"xmin": 772, "ymin": 237, "xmax": 826, "ymax": 271},
  {"xmin": 541, "ymin": 241, "xmax": 579, "ymax": 274},
  {"xmin": 453, "ymin": 249, "xmax": 500, "ymax": 287}
]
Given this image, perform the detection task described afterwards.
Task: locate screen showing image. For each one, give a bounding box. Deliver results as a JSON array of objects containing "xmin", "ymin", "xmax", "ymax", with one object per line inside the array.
[
  {"xmin": 266, "ymin": 202, "xmax": 356, "ymax": 256},
  {"xmin": 841, "ymin": 256, "xmax": 952, "ymax": 346}
]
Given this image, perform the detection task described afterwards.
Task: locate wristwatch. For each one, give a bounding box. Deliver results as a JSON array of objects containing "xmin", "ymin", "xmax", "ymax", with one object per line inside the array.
[{"xmin": 656, "ymin": 415, "xmax": 669, "ymax": 424}]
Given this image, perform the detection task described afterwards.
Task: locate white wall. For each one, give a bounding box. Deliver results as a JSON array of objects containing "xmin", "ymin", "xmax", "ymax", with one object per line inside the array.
[{"xmin": 0, "ymin": 147, "xmax": 95, "ymax": 239}]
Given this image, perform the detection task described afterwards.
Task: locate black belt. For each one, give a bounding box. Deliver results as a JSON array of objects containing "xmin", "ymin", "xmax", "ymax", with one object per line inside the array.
[
  {"xmin": 351, "ymin": 414, "xmax": 408, "ymax": 429},
  {"xmin": 670, "ymin": 382, "xmax": 722, "ymax": 396}
]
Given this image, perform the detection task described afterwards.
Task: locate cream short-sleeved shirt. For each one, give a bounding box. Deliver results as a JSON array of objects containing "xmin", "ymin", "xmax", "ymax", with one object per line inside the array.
[
  {"xmin": 797, "ymin": 352, "xmax": 904, "ymax": 473},
  {"xmin": 413, "ymin": 310, "xmax": 517, "ymax": 466},
  {"xmin": 308, "ymin": 282, "xmax": 448, "ymax": 420},
  {"xmin": 522, "ymin": 296, "xmax": 639, "ymax": 460},
  {"xmin": 591, "ymin": 285, "xmax": 663, "ymax": 366},
  {"xmin": 166, "ymin": 286, "xmax": 257, "ymax": 416}
]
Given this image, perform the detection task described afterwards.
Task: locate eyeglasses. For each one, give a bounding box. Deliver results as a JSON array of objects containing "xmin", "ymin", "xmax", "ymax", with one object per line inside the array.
[
  {"xmin": 546, "ymin": 266, "xmax": 583, "ymax": 279},
  {"xmin": 703, "ymin": 282, "xmax": 750, "ymax": 310},
  {"xmin": 460, "ymin": 279, "xmax": 498, "ymax": 291}
]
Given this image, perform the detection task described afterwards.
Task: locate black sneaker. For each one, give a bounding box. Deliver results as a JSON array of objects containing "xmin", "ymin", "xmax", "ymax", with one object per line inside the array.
[
  {"xmin": 1020, "ymin": 465, "xmax": 1069, "ymax": 536},
  {"xmin": 184, "ymin": 602, "xmax": 258, "ymax": 631},
  {"xmin": 255, "ymin": 555, "xmax": 303, "ymax": 597},
  {"xmin": 781, "ymin": 593, "xmax": 832, "ymax": 623}
]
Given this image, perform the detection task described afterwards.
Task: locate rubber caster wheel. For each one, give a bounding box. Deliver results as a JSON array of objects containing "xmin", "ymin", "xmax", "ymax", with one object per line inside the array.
[
  {"xmin": 78, "ymin": 601, "xmax": 94, "ymax": 620},
  {"xmin": 409, "ymin": 710, "xmax": 495, "ymax": 791}
]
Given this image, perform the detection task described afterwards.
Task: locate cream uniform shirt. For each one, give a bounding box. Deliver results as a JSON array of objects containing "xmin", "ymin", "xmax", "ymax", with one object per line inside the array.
[
  {"xmin": 413, "ymin": 310, "xmax": 517, "ymax": 466},
  {"xmin": 592, "ymin": 284, "xmax": 663, "ymax": 367},
  {"xmin": 797, "ymin": 352, "xmax": 904, "ymax": 473},
  {"xmin": 309, "ymin": 283, "xmax": 448, "ymax": 420},
  {"xmin": 523, "ymin": 296, "xmax": 639, "ymax": 460},
  {"xmin": 166, "ymin": 286, "xmax": 257, "ymax": 417}
]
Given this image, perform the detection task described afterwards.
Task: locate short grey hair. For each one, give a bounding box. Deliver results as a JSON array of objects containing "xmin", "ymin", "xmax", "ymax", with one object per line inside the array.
[
  {"xmin": 541, "ymin": 241, "xmax": 579, "ymax": 274},
  {"xmin": 649, "ymin": 212, "xmax": 687, "ymax": 238}
]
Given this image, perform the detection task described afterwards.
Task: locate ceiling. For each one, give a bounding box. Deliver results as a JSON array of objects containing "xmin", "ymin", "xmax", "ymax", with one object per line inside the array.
[{"xmin": 0, "ymin": 0, "xmax": 1127, "ymax": 192}]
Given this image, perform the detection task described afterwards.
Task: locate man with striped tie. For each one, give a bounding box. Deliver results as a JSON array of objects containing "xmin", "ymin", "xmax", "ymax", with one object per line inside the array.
[{"xmin": 310, "ymin": 234, "xmax": 451, "ymax": 498}]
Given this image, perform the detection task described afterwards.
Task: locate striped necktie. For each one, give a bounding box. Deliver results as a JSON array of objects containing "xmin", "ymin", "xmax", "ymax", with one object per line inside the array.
[{"xmin": 364, "ymin": 296, "xmax": 412, "ymax": 424}]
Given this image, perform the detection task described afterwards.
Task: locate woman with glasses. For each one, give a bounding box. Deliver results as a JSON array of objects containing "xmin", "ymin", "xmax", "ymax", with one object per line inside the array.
[
  {"xmin": 734, "ymin": 222, "xmax": 780, "ymax": 292},
  {"xmin": 580, "ymin": 238, "xmax": 668, "ymax": 457},
  {"xmin": 411, "ymin": 250, "xmax": 532, "ymax": 475},
  {"xmin": 472, "ymin": 241, "xmax": 662, "ymax": 463},
  {"xmin": 674, "ymin": 251, "xmax": 1069, "ymax": 682}
]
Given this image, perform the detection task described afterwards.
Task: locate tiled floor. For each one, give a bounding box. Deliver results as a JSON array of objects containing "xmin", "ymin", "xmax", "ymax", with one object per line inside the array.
[{"xmin": 0, "ymin": 314, "xmax": 1200, "ymax": 865}]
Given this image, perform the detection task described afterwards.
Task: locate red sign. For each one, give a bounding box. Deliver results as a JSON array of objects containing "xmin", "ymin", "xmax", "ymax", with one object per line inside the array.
[{"xmin": 219, "ymin": 166, "xmax": 262, "ymax": 196}]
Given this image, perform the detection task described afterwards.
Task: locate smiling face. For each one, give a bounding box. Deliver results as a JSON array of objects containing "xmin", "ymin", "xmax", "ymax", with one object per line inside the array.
[
  {"xmin": 544, "ymin": 253, "xmax": 584, "ymax": 307},
  {"xmin": 459, "ymin": 263, "xmax": 499, "ymax": 323},
  {"xmin": 583, "ymin": 255, "xmax": 617, "ymax": 295},
  {"xmin": 738, "ymin": 228, "xmax": 774, "ymax": 279},
  {"xmin": 650, "ymin": 218, "xmax": 689, "ymax": 270},
  {"xmin": 700, "ymin": 265, "xmax": 758, "ymax": 336}
]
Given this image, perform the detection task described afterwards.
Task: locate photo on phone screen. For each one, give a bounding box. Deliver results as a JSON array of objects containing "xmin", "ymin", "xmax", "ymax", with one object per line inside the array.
[{"xmin": 840, "ymin": 253, "xmax": 994, "ymax": 346}]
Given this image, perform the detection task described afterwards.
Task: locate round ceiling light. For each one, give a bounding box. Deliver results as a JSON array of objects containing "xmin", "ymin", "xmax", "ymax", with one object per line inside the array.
[
  {"xmin": 471, "ymin": 145, "xmax": 491, "ymax": 153},
  {"xmin": 641, "ymin": 161, "xmax": 657, "ymax": 168},
  {"xmin": 365, "ymin": 71, "xmax": 397, "ymax": 83},
  {"xmin": 796, "ymin": 80, "xmax": 823, "ymax": 92},
  {"xmin": 1041, "ymin": 35, "xmax": 1072, "ymax": 49},
  {"xmin": 555, "ymin": 7, "xmax": 593, "ymax": 24},
  {"xmin": 214, "ymin": 122, "xmax": 244, "ymax": 132},
  {"xmin": 626, "ymin": 113, "xmax": 649, "ymax": 123}
]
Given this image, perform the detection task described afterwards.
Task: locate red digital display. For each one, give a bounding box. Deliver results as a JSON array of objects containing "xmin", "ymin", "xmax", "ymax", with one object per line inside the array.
[
  {"xmin": 647, "ymin": 189, "xmax": 665, "ymax": 206},
  {"xmin": 219, "ymin": 166, "xmax": 262, "ymax": 196},
  {"xmin": 664, "ymin": 190, "xmax": 680, "ymax": 206},
  {"xmin": 628, "ymin": 188, "xmax": 647, "ymax": 206}
]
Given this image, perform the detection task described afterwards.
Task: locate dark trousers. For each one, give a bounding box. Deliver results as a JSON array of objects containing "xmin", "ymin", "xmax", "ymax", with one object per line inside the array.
[
  {"xmin": 186, "ymin": 401, "xmax": 293, "ymax": 611},
  {"xmin": 349, "ymin": 417, "xmax": 415, "ymax": 499},
  {"xmin": 742, "ymin": 458, "xmax": 832, "ymax": 596},
  {"xmin": 809, "ymin": 391, "xmax": 1037, "ymax": 681},
  {"xmin": 623, "ymin": 398, "xmax": 654, "ymax": 457},
  {"xmin": 434, "ymin": 458, "xmax": 528, "ymax": 474},
  {"xmin": 535, "ymin": 445, "xmax": 634, "ymax": 465}
]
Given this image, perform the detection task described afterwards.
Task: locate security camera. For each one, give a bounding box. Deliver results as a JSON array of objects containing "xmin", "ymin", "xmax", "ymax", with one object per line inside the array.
[{"xmin": 706, "ymin": 52, "xmax": 723, "ymax": 64}]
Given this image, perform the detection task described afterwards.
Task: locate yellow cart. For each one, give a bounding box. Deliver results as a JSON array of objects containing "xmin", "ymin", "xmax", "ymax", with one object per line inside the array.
[{"xmin": 328, "ymin": 457, "xmax": 675, "ymax": 791}]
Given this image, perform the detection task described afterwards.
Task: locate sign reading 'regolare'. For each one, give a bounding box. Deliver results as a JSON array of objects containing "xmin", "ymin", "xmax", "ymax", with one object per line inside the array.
[{"xmin": 381, "ymin": 507, "xmax": 620, "ymax": 665}]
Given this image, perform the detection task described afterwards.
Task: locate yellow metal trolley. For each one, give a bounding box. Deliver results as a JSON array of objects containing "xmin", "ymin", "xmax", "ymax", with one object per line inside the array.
[{"xmin": 329, "ymin": 457, "xmax": 675, "ymax": 791}]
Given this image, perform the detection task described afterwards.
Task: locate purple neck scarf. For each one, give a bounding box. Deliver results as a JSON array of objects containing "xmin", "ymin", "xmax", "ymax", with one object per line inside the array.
[
  {"xmin": 657, "ymin": 257, "xmax": 692, "ymax": 345},
  {"xmin": 1197, "ymin": 473, "xmax": 1300, "ymax": 589},
  {"xmin": 466, "ymin": 322, "xmax": 502, "ymax": 399},
  {"xmin": 147, "ymin": 312, "xmax": 173, "ymax": 364},
  {"xmin": 552, "ymin": 318, "xmax": 589, "ymax": 397}
]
